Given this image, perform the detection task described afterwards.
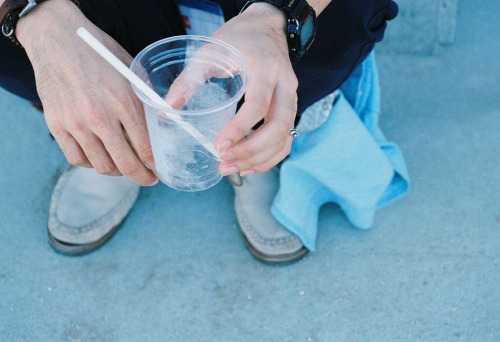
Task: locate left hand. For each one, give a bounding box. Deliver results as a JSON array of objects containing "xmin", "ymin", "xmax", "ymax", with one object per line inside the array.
[
  {"xmin": 167, "ymin": 3, "xmax": 299, "ymax": 176},
  {"xmin": 214, "ymin": 3, "xmax": 299, "ymax": 176}
]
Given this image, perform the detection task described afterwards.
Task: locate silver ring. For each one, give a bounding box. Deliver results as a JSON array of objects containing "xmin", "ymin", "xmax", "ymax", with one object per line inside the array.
[{"xmin": 289, "ymin": 129, "xmax": 298, "ymax": 139}]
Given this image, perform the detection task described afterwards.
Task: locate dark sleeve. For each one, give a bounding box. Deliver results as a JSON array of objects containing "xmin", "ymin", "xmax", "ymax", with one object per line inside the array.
[
  {"xmin": 294, "ymin": 0, "xmax": 398, "ymax": 114},
  {"xmin": 214, "ymin": 0, "xmax": 399, "ymax": 115}
]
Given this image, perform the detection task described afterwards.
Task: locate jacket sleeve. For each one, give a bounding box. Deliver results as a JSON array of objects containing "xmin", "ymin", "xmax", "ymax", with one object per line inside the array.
[
  {"xmin": 214, "ymin": 0, "xmax": 399, "ymax": 114},
  {"xmin": 293, "ymin": 0, "xmax": 399, "ymax": 113}
]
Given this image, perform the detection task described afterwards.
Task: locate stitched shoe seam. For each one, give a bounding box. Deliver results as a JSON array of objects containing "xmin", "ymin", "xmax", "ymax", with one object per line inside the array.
[
  {"xmin": 52, "ymin": 186, "xmax": 137, "ymax": 233},
  {"xmin": 236, "ymin": 196, "xmax": 299, "ymax": 246},
  {"xmin": 50, "ymin": 169, "xmax": 138, "ymax": 234}
]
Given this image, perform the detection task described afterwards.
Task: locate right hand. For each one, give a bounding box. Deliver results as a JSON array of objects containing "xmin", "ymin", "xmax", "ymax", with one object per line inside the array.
[
  {"xmin": 16, "ymin": 0, "xmax": 158, "ymax": 186},
  {"xmin": 166, "ymin": 3, "xmax": 299, "ymax": 176}
]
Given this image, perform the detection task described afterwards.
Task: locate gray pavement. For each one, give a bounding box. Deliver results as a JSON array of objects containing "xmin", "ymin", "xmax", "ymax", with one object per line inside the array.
[{"xmin": 1, "ymin": 0, "xmax": 499, "ymax": 341}]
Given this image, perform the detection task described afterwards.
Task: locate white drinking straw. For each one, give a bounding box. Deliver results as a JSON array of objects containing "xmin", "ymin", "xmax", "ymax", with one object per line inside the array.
[{"xmin": 76, "ymin": 27, "xmax": 219, "ymax": 159}]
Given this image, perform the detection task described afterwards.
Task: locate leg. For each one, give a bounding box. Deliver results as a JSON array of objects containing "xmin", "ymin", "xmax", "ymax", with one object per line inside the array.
[
  {"xmin": 0, "ymin": 34, "xmax": 39, "ymax": 105},
  {"xmin": 293, "ymin": 0, "xmax": 398, "ymax": 114},
  {"xmin": 0, "ymin": 0, "xmax": 185, "ymax": 105},
  {"xmin": 214, "ymin": 0, "xmax": 398, "ymax": 114},
  {"xmin": 223, "ymin": 0, "xmax": 398, "ymax": 263},
  {"xmin": 0, "ymin": 0, "xmax": 185, "ymax": 254}
]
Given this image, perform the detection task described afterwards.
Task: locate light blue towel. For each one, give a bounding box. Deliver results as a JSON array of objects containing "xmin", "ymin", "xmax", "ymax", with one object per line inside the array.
[{"xmin": 271, "ymin": 53, "xmax": 410, "ymax": 251}]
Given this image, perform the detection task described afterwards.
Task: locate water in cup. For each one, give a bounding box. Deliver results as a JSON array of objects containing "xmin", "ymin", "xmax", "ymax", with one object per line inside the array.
[
  {"xmin": 131, "ymin": 35, "xmax": 249, "ymax": 191},
  {"xmin": 147, "ymin": 81, "xmax": 233, "ymax": 191}
]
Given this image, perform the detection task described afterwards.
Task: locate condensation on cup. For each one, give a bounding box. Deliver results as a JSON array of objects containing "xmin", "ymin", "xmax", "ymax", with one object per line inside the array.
[{"xmin": 130, "ymin": 35, "xmax": 249, "ymax": 191}]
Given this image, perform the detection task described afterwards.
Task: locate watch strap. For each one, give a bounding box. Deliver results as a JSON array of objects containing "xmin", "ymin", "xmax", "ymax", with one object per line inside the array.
[
  {"xmin": 0, "ymin": 0, "xmax": 80, "ymax": 46},
  {"xmin": 240, "ymin": 0, "xmax": 303, "ymax": 15},
  {"xmin": 240, "ymin": 0, "xmax": 316, "ymax": 62}
]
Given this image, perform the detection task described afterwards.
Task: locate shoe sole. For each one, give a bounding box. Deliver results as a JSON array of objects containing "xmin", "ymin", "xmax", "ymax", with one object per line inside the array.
[
  {"xmin": 240, "ymin": 231, "xmax": 309, "ymax": 264},
  {"xmin": 47, "ymin": 219, "xmax": 125, "ymax": 256}
]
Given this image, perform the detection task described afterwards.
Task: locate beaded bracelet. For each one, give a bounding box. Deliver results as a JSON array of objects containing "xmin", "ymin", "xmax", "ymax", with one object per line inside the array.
[{"xmin": 0, "ymin": 0, "xmax": 80, "ymax": 47}]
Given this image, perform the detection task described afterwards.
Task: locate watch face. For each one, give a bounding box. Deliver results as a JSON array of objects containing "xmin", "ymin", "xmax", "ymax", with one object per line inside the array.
[
  {"xmin": 286, "ymin": 3, "xmax": 316, "ymax": 61},
  {"xmin": 299, "ymin": 10, "xmax": 315, "ymax": 50}
]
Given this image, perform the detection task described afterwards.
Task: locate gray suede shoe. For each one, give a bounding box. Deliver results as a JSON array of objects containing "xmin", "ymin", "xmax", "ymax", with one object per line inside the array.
[
  {"xmin": 47, "ymin": 166, "xmax": 140, "ymax": 255},
  {"xmin": 229, "ymin": 168, "xmax": 308, "ymax": 264}
]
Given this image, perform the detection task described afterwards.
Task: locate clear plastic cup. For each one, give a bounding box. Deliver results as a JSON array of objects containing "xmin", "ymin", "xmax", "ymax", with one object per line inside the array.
[{"xmin": 130, "ymin": 35, "xmax": 249, "ymax": 191}]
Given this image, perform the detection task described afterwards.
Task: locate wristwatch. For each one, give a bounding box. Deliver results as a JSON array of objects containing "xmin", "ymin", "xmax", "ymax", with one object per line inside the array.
[
  {"xmin": 0, "ymin": 0, "xmax": 80, "ymax": 46},
  {"xmin": 240, "ymin": 0, "xmax": 317, "ymax": 62}
]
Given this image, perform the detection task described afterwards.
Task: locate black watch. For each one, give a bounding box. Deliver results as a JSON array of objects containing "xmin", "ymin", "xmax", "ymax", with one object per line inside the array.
[{"xmin": 240, "ymin": 0, "xmax": 317, "ymax": 62}]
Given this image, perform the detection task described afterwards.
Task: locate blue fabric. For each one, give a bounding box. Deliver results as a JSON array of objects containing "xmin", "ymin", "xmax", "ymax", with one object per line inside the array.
[{"xmin": 271, "ymin": 53, "xmax": 410, "ymax": 251}]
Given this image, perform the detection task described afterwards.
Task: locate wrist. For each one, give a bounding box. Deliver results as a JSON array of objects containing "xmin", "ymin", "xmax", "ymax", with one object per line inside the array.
[
  {"xmin": 8, "ymin": 0, "xmax": 80, "ymax": 47},
  {"xmin": 240, "ymin": 0, "xmax": 317, "ymax": 62},
  {"xmin": 240, "ymin": 2, "xmax": 286, "ymax": 29}
]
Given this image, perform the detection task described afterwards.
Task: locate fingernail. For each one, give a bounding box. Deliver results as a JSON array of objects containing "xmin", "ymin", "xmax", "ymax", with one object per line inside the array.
[
  {"xmin": 240, "ymin": 171, "xmax": 255, "ymax": 177},
  {"xmin": 217, "ymin": 140, "xmax": 232, "ymax": 153},
  {"xmin": 221, "ymin": 166, "xmax": 239, "ymax": 176},
  {"xmin": 219, "ymin": 151, "xmax": 236, "ymax": 161}
]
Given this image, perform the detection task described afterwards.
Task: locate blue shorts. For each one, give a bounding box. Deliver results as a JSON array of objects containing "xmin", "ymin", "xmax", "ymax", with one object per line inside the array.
[{"xmin": 0, "ymin": 0, "xmax": 398, "ymax": 114}]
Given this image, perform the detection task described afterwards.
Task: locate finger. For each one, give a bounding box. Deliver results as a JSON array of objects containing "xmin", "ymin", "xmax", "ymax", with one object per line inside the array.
[
  {"xmin": 164, "ymin": 65, "xmax": 205, "ymax": 109},
  {"xmin": 215, "ymin": 69, "xmax": 276, "ymax": 152},
  {"xmin": 101, "ymin": 130, "xmax": 158, "ymax": 186},
  {"xmin": 228, "ymin": 90, "xmax": 295, "ymax": 157},
  {"xmin": 219, "ymin": 78, "xmax": 297, "ymax": 168},
  {"xmin": 248, "ymin": 140, "xmax": 294, "ymax": 174},
  {"xmin": 78, "ymin": 90, "xmax": 158, "ymax": 185},
  {"xmin": 163, "ymin": 48, "xmax": 213, "ymax": 109},
  {"xmin": 53, "ymin": 130, "xmax": 92, "ymax": 168},
  {"xmin": 119, "ymin": 94, "xmax": 157, "ymax": 174},
  {"xmin": 122, "ymin": 127, "xmax": 156, "ymax": 175},
  {"xmin": 164, "ymin": 44, "xmax": 240, "ymax": 108},
  {"xmin": 233, "ymin": 147, "xmax": 293, "ymax": 176},
  {"xmin": 76, "ymin": 133, "xmax": 122, "ymax": 176},
  {"xmin": 220, "ymin": 130, "xmax": 293, "ymax": 175}
]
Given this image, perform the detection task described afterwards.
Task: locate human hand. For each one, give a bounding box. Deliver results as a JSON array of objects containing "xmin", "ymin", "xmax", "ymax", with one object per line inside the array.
[
  {"xmin": 16, "ymin": 0, "xmax": 158, "ymax": 186},
  {"xmin": 215, "ymin": 4, "xmax": 299, "ymax": 176},
  {"xmin": 166, "ymin": 3, "xmax": 298, "ymax": 176}
]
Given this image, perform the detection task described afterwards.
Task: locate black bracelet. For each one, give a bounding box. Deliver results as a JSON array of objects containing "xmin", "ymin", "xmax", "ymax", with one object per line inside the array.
[{"xmin": 0, "ymin": 0, "xmax": 80, "ymax": 47}]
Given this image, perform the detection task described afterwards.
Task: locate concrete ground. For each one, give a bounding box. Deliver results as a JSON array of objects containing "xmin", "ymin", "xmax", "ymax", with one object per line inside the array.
[{"xmin": 0, "ymin": 0, "xmax": 498, "ymax": 341}]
